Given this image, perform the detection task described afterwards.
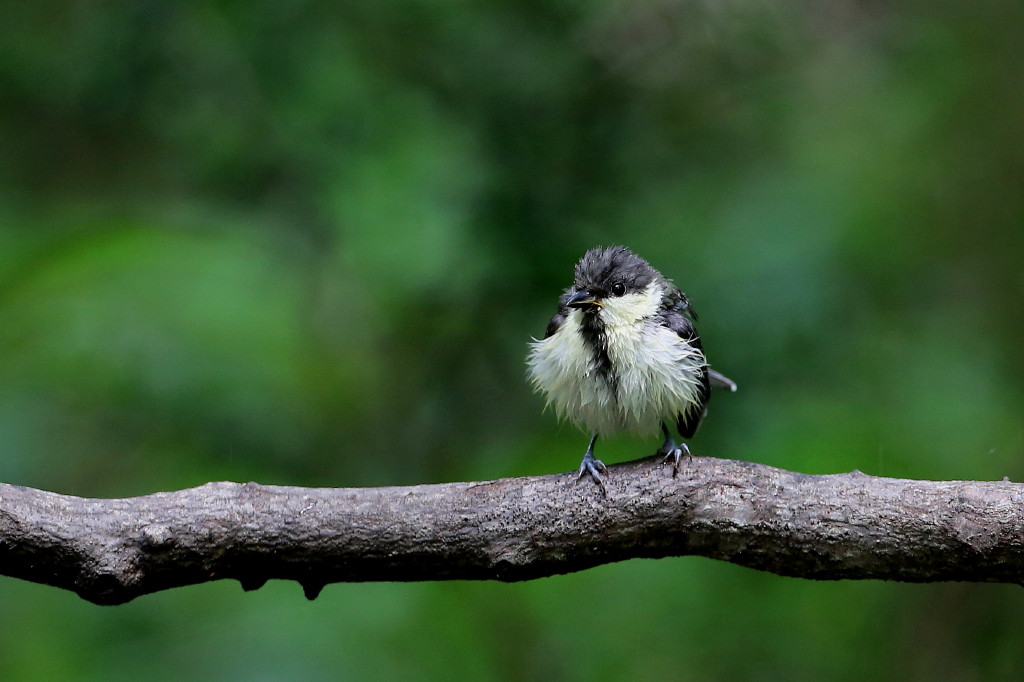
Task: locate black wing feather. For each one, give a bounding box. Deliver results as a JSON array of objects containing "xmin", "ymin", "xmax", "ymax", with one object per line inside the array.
[
  {"xmin": 542, "ymin": 291, "xmax": 573, "ymax": 339},
  {"xmin": 659, "ymin": 304, "xmax": 711, "ymax": 439},
  {"xmin": 543, "ymin": 312, "xmax": 566, "ymax": 339}
]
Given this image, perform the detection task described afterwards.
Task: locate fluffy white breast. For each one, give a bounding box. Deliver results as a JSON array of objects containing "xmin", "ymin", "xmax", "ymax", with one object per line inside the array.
[
  {"xmin": 527, "ymin": 282, "xmax": 706, "ymax": 437},
  {"xmin": 527, "ymin": 307, "xmax": 614, "ymax": 433}
]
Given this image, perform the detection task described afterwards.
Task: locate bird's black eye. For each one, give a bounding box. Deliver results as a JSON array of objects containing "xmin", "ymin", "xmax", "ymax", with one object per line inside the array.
[{"xmin": 611, "ymin": 282, "xmax": 626, "ymax": 296}]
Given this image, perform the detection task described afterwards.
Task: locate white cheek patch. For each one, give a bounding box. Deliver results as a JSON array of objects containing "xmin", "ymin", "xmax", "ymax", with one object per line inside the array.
[{"xmin": 599, "ymin": 283, "xmax": 663, "ymax": 329}]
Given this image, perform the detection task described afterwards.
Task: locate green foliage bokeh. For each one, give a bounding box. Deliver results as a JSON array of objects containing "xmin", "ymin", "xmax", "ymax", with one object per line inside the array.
[{"xmin": 2, "ymin": 2, "xmax": 1023, "ymax": 680}]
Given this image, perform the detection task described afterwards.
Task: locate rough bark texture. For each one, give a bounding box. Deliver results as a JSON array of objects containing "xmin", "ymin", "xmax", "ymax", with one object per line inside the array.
[{"xmin": 2, "ymin": 454, "xmax": 1023, "ymax": 605}]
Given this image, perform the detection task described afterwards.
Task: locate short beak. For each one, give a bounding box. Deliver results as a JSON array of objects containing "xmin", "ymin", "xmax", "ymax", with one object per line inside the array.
[{"xmin": 566, "ymin": 289, "xmax": 602, "ymax": 309}]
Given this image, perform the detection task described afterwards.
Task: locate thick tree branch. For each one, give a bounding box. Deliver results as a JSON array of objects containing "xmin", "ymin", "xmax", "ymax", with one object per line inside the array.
[{"xmin": 2, "ymin": 455, "xmax": 1023, "ymax": 605}]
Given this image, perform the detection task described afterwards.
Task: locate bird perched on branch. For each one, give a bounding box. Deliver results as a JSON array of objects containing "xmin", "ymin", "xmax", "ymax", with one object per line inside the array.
[{"xmin": 527, "ymin": 245, "xmax": 736, "ymax": 491}]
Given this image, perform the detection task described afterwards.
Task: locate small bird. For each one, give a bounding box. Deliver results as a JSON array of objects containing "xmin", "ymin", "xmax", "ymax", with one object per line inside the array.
[{"xmin": 527, "ymin": 246, "xmax": 735, "ymax": 490}]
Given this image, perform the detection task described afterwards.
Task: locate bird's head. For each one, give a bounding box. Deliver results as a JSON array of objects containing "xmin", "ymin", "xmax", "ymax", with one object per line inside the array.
[{"xmin": 565, "ymin": 246, "xmax": 679, "ymax": 326}]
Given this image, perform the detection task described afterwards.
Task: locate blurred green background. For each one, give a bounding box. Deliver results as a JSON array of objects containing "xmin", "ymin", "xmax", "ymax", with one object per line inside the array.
[{"xmin": 2, "ymin": 2, "xmax": 1023, "ymax": 680}]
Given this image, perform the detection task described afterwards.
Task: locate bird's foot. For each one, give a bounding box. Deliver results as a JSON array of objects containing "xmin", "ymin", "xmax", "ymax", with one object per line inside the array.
[
  {"xmin": 576, "ymin": 451, "xmax": 608, "ymax": 495},
  {"xmin": 659, "ymin": 441, "xmax": 691, "ymax": 478}
]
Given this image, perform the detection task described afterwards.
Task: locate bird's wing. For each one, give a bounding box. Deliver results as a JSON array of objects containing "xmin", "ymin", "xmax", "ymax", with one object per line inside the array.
[
  {"xmin": 543, "ymin": 312, "xmax": 566, "ymax": 338},
  {"xmin": 542, "ymin": 290, "xmax": 574, "ymax": 339},
  {"xmin": 660, "ymin": 306, "xmax": 711, "ymax": 439}
]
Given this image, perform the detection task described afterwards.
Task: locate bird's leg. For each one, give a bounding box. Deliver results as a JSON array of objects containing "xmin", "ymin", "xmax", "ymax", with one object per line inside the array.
[
  {"xmin": 657, "ymin": 423, "xmax": 690, "ymax": 478},
  {"xmin": 576, "ymin": 433, "xmax": 607, "ymax": 493}
]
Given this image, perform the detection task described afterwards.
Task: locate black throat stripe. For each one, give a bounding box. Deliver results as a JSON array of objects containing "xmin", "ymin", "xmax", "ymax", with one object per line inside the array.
[{"xmin": 578, "ymin": 311, "xmax": 618, "ymax": 396}]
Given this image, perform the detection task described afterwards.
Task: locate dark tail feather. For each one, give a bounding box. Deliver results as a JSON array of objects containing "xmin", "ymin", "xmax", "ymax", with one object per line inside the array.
[{"xmin": 708, "ymin": 368, "xmax": 737, "ymax": 392}]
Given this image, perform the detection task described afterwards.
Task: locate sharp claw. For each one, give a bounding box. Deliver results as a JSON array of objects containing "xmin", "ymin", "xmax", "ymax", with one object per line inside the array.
[
  {"xmin": 576, "ymin": 455, "xmax": 607, "ymax": 495},
  {"xmin": 661, "ymin": 442, "xmax": 691, "ymax": 477},
  {"xmin": 574, "ymin": 434, "xmax": 607, "ymax": 495},
  {"xmin": 576, "ymin": 458, "xmax": 607, "ymax": 479}
]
